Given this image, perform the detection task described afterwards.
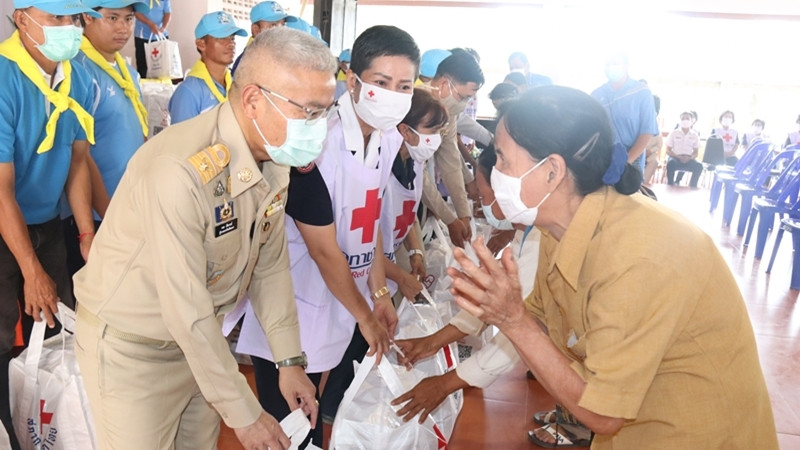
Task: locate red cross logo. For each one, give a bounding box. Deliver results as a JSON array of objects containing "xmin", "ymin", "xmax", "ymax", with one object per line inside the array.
[
  {"xmin": 723, "ymin": 133, "xmax": 732, "ymax": 143},
  {"xmin": 368, "ymin": 90, "xmax": 375, "ymax": 98},
  {"xmin": 40, "ymin": 399, "xmax": 53, "ymax": 433},
  {"xmin": 150, "ymin": 47, "xmax": 160, "ymax": 58},
  {"xmin": 393, "ymin": 200, "xmax": 417, "ymax": 239},
  {"xmin": 424, "ymin": 137, "xmax": 431, "ymax": 144},
  {"xmin": 350, "ymin": 189, "xmax": 382, "ymax": 244}
]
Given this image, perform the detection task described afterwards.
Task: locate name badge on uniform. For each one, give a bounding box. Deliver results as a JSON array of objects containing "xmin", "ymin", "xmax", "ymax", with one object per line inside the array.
[
  {"xmin": 214, "ymin": 218, "xmax": 238, "ymax": 237},
  {"xmin": 215, "ymin": 202, "xmax": 234, "ymax": 223}
]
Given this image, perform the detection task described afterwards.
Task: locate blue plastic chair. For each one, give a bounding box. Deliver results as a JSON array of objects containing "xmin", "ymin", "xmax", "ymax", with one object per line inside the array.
[
  {"xmin": 708, "ymin": 140, "xmax": 770, "ymax": 214},
  {"xmin": 742, "ymin": 165, "xmax": 800, "ymax": 259},
  {"xmin": 733, "ymin": 149, "xmax": 800, "ymax": 235},
  {"xmin": 765, "ymin": 217, "xmax": 800, "ymax": 290},
  {"xmin": 716, "ymin": 142, "xmax": 774, "ymax": 226}
]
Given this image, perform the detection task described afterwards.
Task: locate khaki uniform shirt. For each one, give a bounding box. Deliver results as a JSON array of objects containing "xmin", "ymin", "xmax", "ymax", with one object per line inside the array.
[
  {"xmin": 527, "ymin": 187, "xmax": 776, "ymax": 449},
  {"xmin": 74, "ymin": 102, "xmax": 301, "ymax": 429}
]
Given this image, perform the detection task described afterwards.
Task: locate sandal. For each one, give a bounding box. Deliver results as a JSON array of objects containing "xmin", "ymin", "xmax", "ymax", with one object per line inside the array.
[
  {"xmin": 527, "ymin": 423, "xmax": 593, "ymax": 448},
  {"xmin": 532, "ymin": 409, "xmax": 557, "ymax": 426}
]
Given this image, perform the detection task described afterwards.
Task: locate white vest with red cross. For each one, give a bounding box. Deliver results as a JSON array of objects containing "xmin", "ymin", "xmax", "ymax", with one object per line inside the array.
[
  {"xmin": 713, "ymin": 126, "xmax": 739, "ymax": 155},
  {"xmin": 380, "ymin": 157, "xmax": 424, "ymax": 294},
  {"xmin": 233, "ymin": 109, "xmax": 402, "ymax": 372}
]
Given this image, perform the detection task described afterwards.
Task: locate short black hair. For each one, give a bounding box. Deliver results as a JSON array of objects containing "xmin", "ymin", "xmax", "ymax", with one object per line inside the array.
[
  {"xmin": 400, "ymin": 89, "xmax": 448, "ymax": 130},
  {"xmin": 752, "ymin": 118, "xmax": 765, "ymax": 127},
  {"xmin": 489, "ymin": 82, "xmax": 518, "ymax": 101},
  {"xmin": 504, "ymin": 72, "xmax": 526, "ymax": 88},
  {"xmin": 434, "ymin": 52, "xmax": 484, "ymax": 86},
  {"xmin": 350, "ymin": 25, "xmax": 420, "ymax": 78},
  {"xmin": 719, "ymin": 110, "xmax": 735, "ymax": 123},
  {"xmin": 476, "ymin": 145, "xmax": 497, "ymax": 181}
]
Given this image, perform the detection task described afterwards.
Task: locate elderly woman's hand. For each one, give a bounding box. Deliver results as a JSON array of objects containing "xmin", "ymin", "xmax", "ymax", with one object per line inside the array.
[{"xmin": 446, "ymin": 237, "xmax": 527, "ymax": 330}]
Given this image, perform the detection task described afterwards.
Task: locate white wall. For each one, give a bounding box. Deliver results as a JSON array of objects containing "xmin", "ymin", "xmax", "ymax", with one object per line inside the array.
[{"xmin": 1, "ymin": 3, "xmax": 15, "ymax": 40}]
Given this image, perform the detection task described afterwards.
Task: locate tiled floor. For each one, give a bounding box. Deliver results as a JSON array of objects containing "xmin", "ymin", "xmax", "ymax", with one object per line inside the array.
[{"xmin": 219, "ymin": 183, "xmax": 800, "ymax": 449}]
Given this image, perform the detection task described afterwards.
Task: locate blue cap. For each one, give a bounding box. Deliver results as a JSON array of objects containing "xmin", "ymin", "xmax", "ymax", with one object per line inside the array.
[
  {"xmin": 420, "ymin": 49, "xmax": 452, "ymax": 78},
  {"xmin": 309, "ymin": 25, "xmax": 322, "ymax": 40},
  {"xmin": 14, "ymin": 0, "xmax": 102, "ymax": 18},
  {"xmin": 195, "ymin": 11, "xmax": 247, "ymax": 39},
  {"xmin": 250, "ymin": 1, "xmax": 296, "ymax": 23},
  {"xmin": 338, "ymin": 49, "xmax": 350, "ymax": 62},
  {"xmin": 82, "ymin": 0, "xmax": 149, "ymax": 13},
  {"xmin": 285, "ymin": 16, "xmax": 311, "ymax": 33}
]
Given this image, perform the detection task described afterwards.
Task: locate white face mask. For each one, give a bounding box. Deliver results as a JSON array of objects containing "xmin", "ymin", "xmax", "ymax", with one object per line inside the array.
[
  {"xmin": 753, "ymin": 125, "xmax": 763, "ymax": 134},
  {"xmin": 352, "ymin": 74, "xmax": 412, "ymax": 130},
  {"xmin": 721, "ymin": 117, "xmax": 733, "ymax": 127},
  {"xmin": 404, "ymin": 127, "xmax": 442, "ymax": 163},
  {"xmin": 680, "ymin": 119, "xmax": 692, "ymax": 129},
  {"xmin": 490, "ymin": 157, "xmax": 550, "ymax": 226}
]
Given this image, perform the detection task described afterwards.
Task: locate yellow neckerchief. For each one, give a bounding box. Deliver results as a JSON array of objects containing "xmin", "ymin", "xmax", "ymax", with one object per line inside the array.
[
  {"xmin": 186, "ymin": 59, "xmax": 230, "ymax": 103},
  {"xmin": 247, "ymin": 36, "xmax": 254, "ymax": 46},
  {"xmin": 0, "ymin": 31, "xmax": 94, "ymax": 153},
  {"xmin": 149, "ymin": 0, "xmax": 160, "ymax": 8},
  {"xmin": 336, "ymin": 69, "xmax": 347, "ymax": 81},
  {"xmin": 79, "ymin": 37, "xmax": 148, "ymax": 137}
]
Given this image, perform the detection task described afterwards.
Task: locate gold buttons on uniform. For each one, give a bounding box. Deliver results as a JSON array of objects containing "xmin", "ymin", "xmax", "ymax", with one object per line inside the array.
[{"xmin": 237, "ymin": 168, "xmax": 252, "ymax": 183}]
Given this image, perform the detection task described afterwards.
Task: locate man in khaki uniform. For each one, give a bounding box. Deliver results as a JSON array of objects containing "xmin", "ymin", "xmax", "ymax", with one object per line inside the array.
[
  {"xmin": 73, "ymin": 28, "xmax": 337, "ymax": 450},
  {"xmin": 420, "ymin": 51, "xmax": 484, "ymax": 247}
]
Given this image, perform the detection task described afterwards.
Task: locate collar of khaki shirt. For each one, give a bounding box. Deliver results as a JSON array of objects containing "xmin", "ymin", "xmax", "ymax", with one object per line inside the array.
[
  {"xmin": 214, "ymin": 102, "xmax": 271, "ymax": 197},
  {"xmin": 546, "ymin": 187, "xmax": 609, "ymax": 291}
]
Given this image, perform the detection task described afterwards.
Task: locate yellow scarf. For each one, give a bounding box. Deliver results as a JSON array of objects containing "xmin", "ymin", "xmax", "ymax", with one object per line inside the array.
[
  {"xmin": 186, "ymin": 59, "xmax": 230, "ymax": 104},
  {"xmin": 336, "ymin": 70, "xmax": 347, "ymax": 81},
  {"xmin": 0, "ymin": 31, "xmax": 94, "ymax": 153},
  {"xmin": 80, "ymin": 37, "xmax": 148, "ymax": 137},
  {"xmin": 149, "ymin": 0, "xmax": 160, "ymax": 8}
]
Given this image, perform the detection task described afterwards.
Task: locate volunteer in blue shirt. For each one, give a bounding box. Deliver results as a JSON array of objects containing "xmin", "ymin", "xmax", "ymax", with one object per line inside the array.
[
  {"xmin": 231, "ymin": 1, "xmax": 295, "ymax": 74},
  {"xmin": 61, "ymin": 0, "xmax": 149, "ymax": 277},
  {"xmin": 0, "ymin": 1, "xmax": 99, "ymax": 448},
  {"xmin": 133, "ymin": 0, "xmax": 170, "ymax": 78},
  {"xmin": 591, "ymin": 52, "xmax": 658, "ymax": 174},
  {"xmin": 168, "ymin": 11, "xmax": 247, "ymax": 124}
]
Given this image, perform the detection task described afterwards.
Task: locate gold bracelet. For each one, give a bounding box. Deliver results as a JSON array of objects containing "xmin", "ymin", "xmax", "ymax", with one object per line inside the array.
[{"xmin": 371, "ymin": 286, "xmax": 389, "ymax": 300}]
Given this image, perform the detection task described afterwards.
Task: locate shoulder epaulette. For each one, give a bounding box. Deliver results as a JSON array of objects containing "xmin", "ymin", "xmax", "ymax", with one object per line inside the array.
[{"xmin": 188, "ymin": 144, "xmax": 231, "ymax": 185}]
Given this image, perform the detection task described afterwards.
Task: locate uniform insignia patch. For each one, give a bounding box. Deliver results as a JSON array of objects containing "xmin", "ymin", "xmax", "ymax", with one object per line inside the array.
[
  {"xmin": 215, "ymin": 202, "xmax": 234, "ymax": 223},
  {"xmin": 238, "ymin": 168, "xmax": 253, "ymax": 183},
  {"xmin": 188, "ymin": 144, "xmax": 231, "ymax": 185}
]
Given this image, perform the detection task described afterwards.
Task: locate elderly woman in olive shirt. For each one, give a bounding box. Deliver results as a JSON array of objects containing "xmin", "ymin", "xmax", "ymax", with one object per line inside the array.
[{"xmin": 449, "ymin": 86, "xmax": 777, "ymax": 449}]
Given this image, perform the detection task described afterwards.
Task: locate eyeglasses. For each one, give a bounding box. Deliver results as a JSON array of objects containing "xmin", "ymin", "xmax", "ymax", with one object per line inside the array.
[
  {"xmin": 256, "ymin": 84, "xmax": 339, "ymax": 125},
  {"xmin": 448, "ymin": 79, "xmax": 473, "ymax": 103}
]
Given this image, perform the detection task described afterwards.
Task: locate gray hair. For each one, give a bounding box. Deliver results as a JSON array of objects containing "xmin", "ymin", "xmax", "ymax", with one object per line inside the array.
[{"xmin": 234, "ymin": 27, "xmax": 336, "ymax": 88}]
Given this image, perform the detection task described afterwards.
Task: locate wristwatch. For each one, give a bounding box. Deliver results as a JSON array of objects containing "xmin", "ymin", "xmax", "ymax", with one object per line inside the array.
[
  {"xmin": 275, "ymin": 352, "xmax": 307, "ymax": 370},
  {"xmin": 371, "ymin": 286, "xmax": 390, "ymax": 300}
]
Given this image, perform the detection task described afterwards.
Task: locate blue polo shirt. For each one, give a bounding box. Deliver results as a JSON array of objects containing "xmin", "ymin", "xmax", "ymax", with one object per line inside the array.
[
  {"xmin": 591, "ymin": 78, "xmax": 658, "ymax": 152},
  {"xmin": 0, "ymin": 56, "xmax": 96, "ymax": 225},
  {"xmin": 134, "ymin": 0, "xmax": 171, "ymax": 40},
  {"xmin": 168, "ymin": 75, "xmax": 225, "ymax": 124},
  {"xmin": 74, "ymin": 52, "xmax": 146, "ymax": 206}
]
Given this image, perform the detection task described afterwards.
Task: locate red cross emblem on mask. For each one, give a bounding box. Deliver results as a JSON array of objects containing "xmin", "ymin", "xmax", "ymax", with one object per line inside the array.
[
  {"xmin": 723, "ymin": 133, "xmax": 732, "ymax": 143},
  {"xmin": 40, "ymin": 399, "xmax": 53, "ymax": 433},
  {"xmin": 424, "ymin": 137, "xmax": 431, "ymax": 144},
  {"xmin": 394, "ymin": 200, "xmax": 417, "ymax": 240},
  {"xmin": 350, "ymin": 189, "xmax": 382, "ymax": 244},
  {"xmin": 368, "ymin": 90, "xmax": 375, "ymax": 98}
]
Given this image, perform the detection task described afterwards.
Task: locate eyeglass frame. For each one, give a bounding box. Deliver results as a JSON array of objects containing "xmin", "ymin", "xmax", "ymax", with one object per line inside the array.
[
  {"xmin": 256, "ymin": 84, "xmax": 339, "ymax": 125},
  {"xmin": 447, "ymin": 78, "xmax": 474, "ymax": 103}
]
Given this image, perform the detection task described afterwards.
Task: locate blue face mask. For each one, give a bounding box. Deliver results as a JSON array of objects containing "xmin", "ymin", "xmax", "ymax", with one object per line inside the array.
[
  {"xmin": 253, "ymin": 91, "xmax": 328, "ymax": 167},
  {"xmin": 25, "ymin": 13, "xmax": 83, "ymax": 62},
  {"xmin": 481, "ymin": 200, "xmax": 514, "ymax": 230}
]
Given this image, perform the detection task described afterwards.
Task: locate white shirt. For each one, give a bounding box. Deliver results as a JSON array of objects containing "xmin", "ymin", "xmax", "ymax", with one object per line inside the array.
[{"xmin": 666, "ymin": 128, "xmax": 699, "ymax": 156}]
